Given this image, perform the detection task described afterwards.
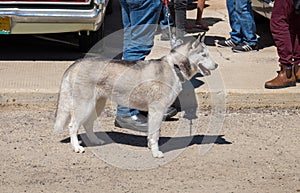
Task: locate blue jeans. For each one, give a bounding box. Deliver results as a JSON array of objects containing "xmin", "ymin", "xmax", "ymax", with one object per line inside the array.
[
  {"xmin": 226, "ymin": 0, "xmax": 258, "ymax": 45},
  {"xmin": 120, "ymin": 0, "xmax": 162, "ymax": 61},
  {"xmin": 117, "ymin": 0, "xmax": 162, "ymax": 117}
]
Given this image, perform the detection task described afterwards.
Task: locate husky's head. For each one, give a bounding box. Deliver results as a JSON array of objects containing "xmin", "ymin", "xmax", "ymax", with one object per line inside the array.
[
  {"xmin": 188, "ymin": 32, "xmax": 218, "ymax": 76},
  {"xmin": 167, "ymin": 32, "xmax": 217, "ymax": 81},
  {"xmin": 166, "ymin": 33, "xmax": 218, "ymax": 80}
]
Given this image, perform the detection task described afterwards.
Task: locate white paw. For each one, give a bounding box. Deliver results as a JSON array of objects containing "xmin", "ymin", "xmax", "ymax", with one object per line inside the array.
[
  {"xmin": 152, "ymin": 150, "xmax": 164, "ymax": 158},
  {"xmin": 74, "ymin": 145, "xmax": 85, "ymax": 153}
]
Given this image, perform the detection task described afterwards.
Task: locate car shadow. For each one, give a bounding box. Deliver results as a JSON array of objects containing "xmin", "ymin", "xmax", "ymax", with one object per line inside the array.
[
  {"xmin": 61, "ymin": 131, "xmax": 231, "ymax": 154},
  {"xmin": 0, "ymin": 33, "xmax": 85, "ymax": 61}
]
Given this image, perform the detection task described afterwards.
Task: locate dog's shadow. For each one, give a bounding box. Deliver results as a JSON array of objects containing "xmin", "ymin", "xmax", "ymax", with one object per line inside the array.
[{"xmin": 61, "ymin": 132, "xmax": 231, "ymax": 153}]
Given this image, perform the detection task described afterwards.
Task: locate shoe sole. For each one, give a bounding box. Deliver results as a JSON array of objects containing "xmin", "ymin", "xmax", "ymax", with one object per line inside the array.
[
  {"xmin": 216, "ymin": 40, "xmax": 237, "ymax": 48},
  {"xmin": 232, "ymin": 49, "xmax": 259, "ymax": 53},
  {"xmin": 265, "ymin": 82, "xmax": 296, "ymax": 89},
  {"xmin": 216, "ymin": 43, "xmax": 233, "ymax": 48},
  {"xmin": 163, "ymin": 108, "xmax": 178, "ymax": 120}
]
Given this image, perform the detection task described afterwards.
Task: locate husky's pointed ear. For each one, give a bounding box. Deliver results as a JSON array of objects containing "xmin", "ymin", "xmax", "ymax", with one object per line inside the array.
[
  {"xmin": 197, "ymin": 32, "xmax": 206, "ymax": 42},
  {"xmin": 192, "ymin": 32, "xmax": 206, "ymax": 49},
  {"xmin": 192, "ymin": 35, "xmax": 200, "ymax": 49}
]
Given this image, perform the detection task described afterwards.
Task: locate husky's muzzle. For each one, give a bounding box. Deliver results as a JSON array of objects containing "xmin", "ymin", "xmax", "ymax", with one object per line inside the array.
[{"xmin": 199, "ymin": 63, "xmax": 218, "ymax": 76}]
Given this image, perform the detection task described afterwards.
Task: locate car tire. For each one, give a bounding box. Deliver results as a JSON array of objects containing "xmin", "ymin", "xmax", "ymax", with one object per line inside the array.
[{"xmin": 78, "ymin": 23, "xmax": 104, "ymax": 52}]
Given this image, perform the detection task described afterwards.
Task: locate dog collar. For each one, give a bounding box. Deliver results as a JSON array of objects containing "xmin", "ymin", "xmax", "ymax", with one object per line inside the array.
[{"xmin": 174, "ymin": 64, "xmax": 185, "ymax": 82}]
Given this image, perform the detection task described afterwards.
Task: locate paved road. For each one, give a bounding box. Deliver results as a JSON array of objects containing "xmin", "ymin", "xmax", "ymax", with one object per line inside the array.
[{"xmin": 0, "ymin": 104, "xmax": 299, "ymax": 192}]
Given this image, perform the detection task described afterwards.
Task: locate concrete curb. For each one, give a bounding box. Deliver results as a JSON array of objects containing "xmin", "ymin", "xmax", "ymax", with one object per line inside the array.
[{"xmin": 1, "ymin": 89, "xmax": 300, "ymax": 110}]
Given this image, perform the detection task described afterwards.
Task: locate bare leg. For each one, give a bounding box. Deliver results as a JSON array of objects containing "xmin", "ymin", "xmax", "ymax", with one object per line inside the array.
[{"xmin": 195, "ymin": 0, "xmax": 209, "ymax": 30}]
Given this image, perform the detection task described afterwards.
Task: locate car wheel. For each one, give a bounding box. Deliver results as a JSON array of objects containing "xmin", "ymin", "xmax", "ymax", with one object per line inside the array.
[{"xmin": 78, "ymin": 24, "xmax": 104, "ymax": 52}]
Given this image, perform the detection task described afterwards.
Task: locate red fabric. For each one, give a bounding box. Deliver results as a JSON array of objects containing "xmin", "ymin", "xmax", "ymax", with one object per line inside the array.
[{"xmin": 270, "ymin": 0, "xmax": 300, "ymax": 65}]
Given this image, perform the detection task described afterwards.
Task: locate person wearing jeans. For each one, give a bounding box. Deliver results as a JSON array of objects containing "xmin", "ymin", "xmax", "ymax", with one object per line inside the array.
[
  {"xmin": 115, "ymin": 0, "xmax": 177, "ymax": 132},
  {"xmin": 265, "ymin": 0, "xmax": 300, "ymax": 89},
  {"xmin": 217, "ymin": 0, "xmax": 259, "ymax": 52}
]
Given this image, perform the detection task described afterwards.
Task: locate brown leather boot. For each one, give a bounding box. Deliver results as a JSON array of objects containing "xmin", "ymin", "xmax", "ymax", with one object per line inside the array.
[
  {"xmin": 265, "ymin": 64, "xmax": 296, "ymax": 89},
  {"xmin": 294, "ymin": 63, "xmax": 300, "ymax": 82}
]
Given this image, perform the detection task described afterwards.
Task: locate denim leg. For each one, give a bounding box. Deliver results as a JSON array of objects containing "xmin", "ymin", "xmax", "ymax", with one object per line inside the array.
[
  {"xmin": 120, "ymin": 0, "xmax": 162, "ymax": 60},
  {"xmin": 235, "ymin": 0, "xmax": 258, "ymax": 45},
  {"xmin": 116, "ymin": 106, "xmax": 139, "ymax": 117},
  {"xmin": 226, "ymin": 0, "xmax": 242, "ymax": 43},
  {"xmin": 120, "ymin": 0, "xmax": 131, "ymax": 60},
  {"xmin": 117, "ymin": 0, "xmax": 162, "ymax": 117}
]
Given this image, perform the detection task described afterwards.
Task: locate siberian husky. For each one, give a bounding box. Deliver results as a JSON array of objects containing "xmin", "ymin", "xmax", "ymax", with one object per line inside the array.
[{"xmin": 54, "ymin": 33, "xmax": 217, "ymax": 158}]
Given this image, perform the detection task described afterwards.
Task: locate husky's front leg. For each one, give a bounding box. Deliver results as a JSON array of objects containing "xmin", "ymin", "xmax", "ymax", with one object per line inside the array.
[
  {"xmin": 147, "ymin": 103, "xmax": 165, "ymax": 158},
  {"xmin": 83, "ymin": 113, "xmax": 104, "ymax": 145}
]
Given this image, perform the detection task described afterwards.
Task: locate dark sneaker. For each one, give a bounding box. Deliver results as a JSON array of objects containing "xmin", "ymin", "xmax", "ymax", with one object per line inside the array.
[
  {"xmin": 163, "ymin": 106, "xmax": 178, "ymax": 120},
  {"xmin": 232, "ymin": 43, "xmax": 259, "ymax": 52},
  {"xmin": 216, "ymin": 38, "xmax": 238, "ymax": 48},
  {"xmin": 115, "ymin": 114, "xmax": 148, "ymax": 132},
  {"xmin": 139, "ymin": 106, "xmax": 178, "ymax": 121}
]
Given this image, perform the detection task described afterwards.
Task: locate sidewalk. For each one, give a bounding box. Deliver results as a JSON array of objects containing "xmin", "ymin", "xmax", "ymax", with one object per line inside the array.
[{"xmin": 0, "ymin": 1, "xmax": 299, "ymax": 108}]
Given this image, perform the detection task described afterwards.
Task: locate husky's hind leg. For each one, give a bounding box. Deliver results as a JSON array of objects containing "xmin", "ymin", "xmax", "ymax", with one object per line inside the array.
[
  {"xmin": 69, "ymin": 100, "xmax": 97, "ymax": 153},
  {"xmin": 83, "ymin": 97, "xmax": 107, "ymax": 145},
  {"xmin": 69, "ymin": 116, "xmax": 85, "ymax": 153}
]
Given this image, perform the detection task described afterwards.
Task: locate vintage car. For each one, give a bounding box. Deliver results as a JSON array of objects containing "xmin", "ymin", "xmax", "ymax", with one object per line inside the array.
[
  {"xmin": 252, "ymin": 0, "xmax": 274, "ymax": 19},
  {"xmin": 0, "ymin": 0, "xmax": 109, "ymax": 51}
]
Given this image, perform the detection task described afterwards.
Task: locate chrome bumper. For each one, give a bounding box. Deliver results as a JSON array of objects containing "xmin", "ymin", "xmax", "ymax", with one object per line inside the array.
[{"xmin": 0, "ymin": 3, "xmax": 106, "ymax": 34}]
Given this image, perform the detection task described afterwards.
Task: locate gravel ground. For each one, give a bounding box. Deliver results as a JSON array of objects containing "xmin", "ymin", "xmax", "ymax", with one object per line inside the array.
[{"xmin": 0, "ymin": 104, "xmax": 299, "ymax": 193}]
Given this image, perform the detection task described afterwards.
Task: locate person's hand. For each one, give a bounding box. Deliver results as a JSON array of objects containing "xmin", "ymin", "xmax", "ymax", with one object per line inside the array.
[{"xmin": 161, "ymin": 0, "xmax": 171, "ymax": 6}]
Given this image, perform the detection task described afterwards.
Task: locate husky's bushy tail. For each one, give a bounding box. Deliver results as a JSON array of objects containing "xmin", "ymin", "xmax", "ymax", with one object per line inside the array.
[{"xmin": 54, "ymin": 66, "xmax": 74, "ymax": 133}]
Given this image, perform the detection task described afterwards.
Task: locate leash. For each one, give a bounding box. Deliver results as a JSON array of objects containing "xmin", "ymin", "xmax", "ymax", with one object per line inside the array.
[
  {"xmin": 190, "ymin": 120, "xmax": 192, "ymax": 136},
  {"xmin": 164, "ymin": 1, "xmax": 192, "ymax": 136},
  {"xmin": 163, "ymin": 0, "xmax": 177, "ymax": 49}
]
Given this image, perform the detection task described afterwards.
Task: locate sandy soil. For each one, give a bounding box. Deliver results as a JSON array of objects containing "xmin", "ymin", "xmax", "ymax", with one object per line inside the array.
[{"xmin": 0, "ymin": 104, "xmax": 299, "ymax": 193}]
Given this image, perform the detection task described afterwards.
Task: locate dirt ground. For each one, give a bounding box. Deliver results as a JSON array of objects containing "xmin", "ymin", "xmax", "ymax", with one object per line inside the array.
[{"xmin": 0, "ymin": 104, "xmax": 299, "ymax": 193}]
